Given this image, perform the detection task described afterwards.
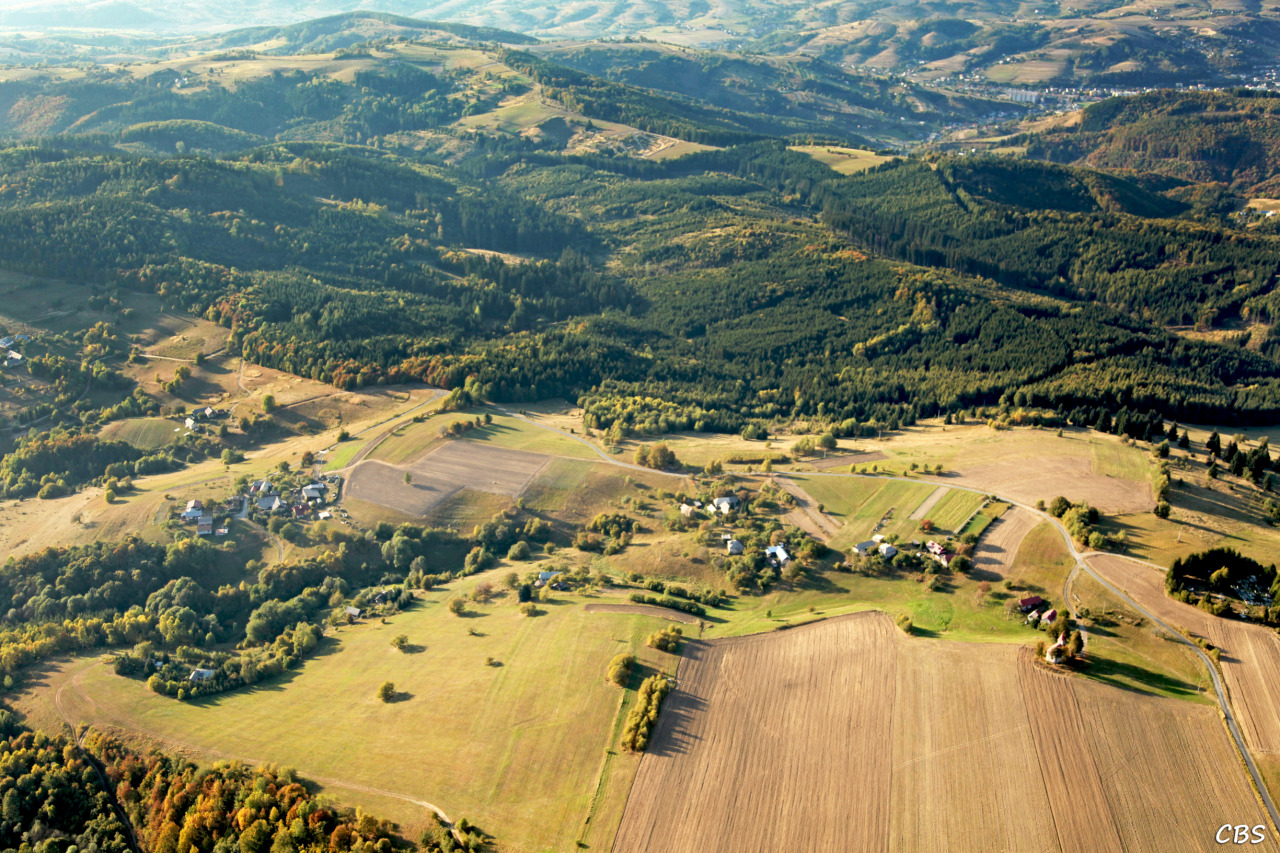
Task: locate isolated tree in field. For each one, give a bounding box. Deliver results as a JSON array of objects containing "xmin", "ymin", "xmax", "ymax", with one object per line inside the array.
[
  {"xmin": 262, "ymin": 394, "xmax": 276, "ymax": 413},
  {"xmin": 818, "ymin": 432, "xmax": 837, "ymax": 451},
  {"xmin": 391, "ymin": 634, "xmax": 408, "ymax": 652},
  {"xmin": 403, "ymin": 471, "xmax": 412, "ymax": 485},
  {"xmin": 448, "ymin": 598, "xmax": 467, "ymax": 616},
  {"xmin": 377, "ymin": 681, "xmax": 395, "ymax": 702},
  {"xmin": 1155, "ymin": 501, "xmax": 1171, "ymax": 519},
  {"xmin": 919, "ymin": 518, "xmax": 934, "ymax": 531},
  {"xmin": 608, "ymin": 653, "xmax": 634, "ymax": 686},
  {"xmin": 1048, "ymin": 496, "xmax": 1071, "ymax": 517}
]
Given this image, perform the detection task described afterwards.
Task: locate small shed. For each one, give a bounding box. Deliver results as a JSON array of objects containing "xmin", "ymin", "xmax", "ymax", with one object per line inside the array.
[
  {"xmin": 726, "ymin": 539, "xmax": 745, "ymax": 556},
  {"xmin": 344, "ymin": 606, "xmax": 362, "ymax": 619},
  {"xmin": 878, "ymin": 542, "xmax": 898, "ymax": 559},
  {"xmin": 196, "ymin": 517, "xmax": 213, "ymax": 536}
]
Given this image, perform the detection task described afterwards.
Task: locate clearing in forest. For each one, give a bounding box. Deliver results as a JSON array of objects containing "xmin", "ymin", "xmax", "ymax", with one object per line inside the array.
[{"xmin": 614, "ymin": 612, "xmax": 1273, "ymax": 852}]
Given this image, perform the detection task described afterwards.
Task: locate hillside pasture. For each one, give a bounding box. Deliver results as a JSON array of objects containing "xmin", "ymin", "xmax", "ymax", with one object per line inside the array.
[
  {"xmin": 614, "ymin": 612, "xmax": 1273, "ymax": 852},
  {"xmin": 17, "ymin": 591, "xmax": 678, "ymax": 853},
  {"xmin": 345, "ymin": 442, "xmax": 550, "ymax": 516},
  {"xmin": 99, "ymin": 417, "xmax": 183, "ymax": 450}
]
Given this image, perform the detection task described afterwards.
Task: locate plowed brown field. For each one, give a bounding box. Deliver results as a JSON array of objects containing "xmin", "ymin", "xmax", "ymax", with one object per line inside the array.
[
  {"xmin": 1089, "ymin": 553, "xmax": 1280, "ymax": 755},
  {"xmin": 970, "ymin": 505, "xmax": 1038, "ymax": 582},
  {"xmin": 615, "ymin": 611, "xmax": 1275, "ymax": 852},
  {"xmin": 345, "ymin": 442, "xmax": 549, "ymax": 516},
  {"xmin": 613, "ymin": 613, "xmax": 897, "ymax": 852}
]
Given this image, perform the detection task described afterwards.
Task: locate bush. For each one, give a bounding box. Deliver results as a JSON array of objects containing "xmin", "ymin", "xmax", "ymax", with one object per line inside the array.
[
  {"xmin": 647, "ymin": 626, "xmax": 683, "ymax": 653},
  {"xmin": 607, "ymin": 653, "xmax": 634, "ymax": 686},
  {"xmin": 507, "ymin": 540, "xmax": 531, "ymax": 561},
  {"xmin": 520, "ymin": 602, "xmax": 539, "ymax": 617},
  {"xmin": 448, "ymin": 598, "xmax": 467, "ymax": 616},
  {"xmin": 377, "ymin": 681, "xmax": 395, "ymax": 702},
  {"xmin": 391, "ymin": 634, "xmax": 408, "ymax": 652},
  {"xmin": 621, "ymin": 675, "xmax": 673, "ymax": 751},
  {"xmin": 1048, "ymin": 496, "xmax": 1071, "ymax": 517},
  {"xmin": 896, "ymin": 614, "xmax": 914, "ymax": 634},
  {"xmin": 1154, "ymin": 501, "xmax": 1171, "ymax": 519}
]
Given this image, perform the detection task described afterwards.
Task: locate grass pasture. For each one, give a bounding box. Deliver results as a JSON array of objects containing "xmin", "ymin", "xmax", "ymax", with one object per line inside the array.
[
  {"xmin": 17, "ymin": 592, "xmax": 678, "ymax": 852},
  {"xmin": 920, "ymin": 488, "xmax": 986, "ymax": 534},
  {"xmin": 790, "ymin": 145, "xmax": 894, "ymax": 175},
  {"xmin": 614, "ymin": 612, "xmax": 1264, "ymax": 852},
  {"xmin": 99, "ymin": 417, "xmax": 182, "ymax": 450},
  {"xmin": 789, "ymin": 476, "xmax": 937, "ymax": 546}
]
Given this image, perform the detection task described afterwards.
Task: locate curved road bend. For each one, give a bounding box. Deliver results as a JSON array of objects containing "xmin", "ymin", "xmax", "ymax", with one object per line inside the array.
[{"xmin": 469, "ymin": 411, "xmax": 1280, "ymax": 830}]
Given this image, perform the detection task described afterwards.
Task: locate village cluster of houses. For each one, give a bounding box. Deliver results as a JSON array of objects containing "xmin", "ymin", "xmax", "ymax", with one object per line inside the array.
[
  {"xmin": 0, "ymin": 334, "xmax": 30, "ymax": 369},
  {"xmin": 1018, "ymin": 595, "xmax": 1057, "ymax": 627},
  {"xmin": 250, "ymin": 475, "xmax": 340, "ymax": 521}
]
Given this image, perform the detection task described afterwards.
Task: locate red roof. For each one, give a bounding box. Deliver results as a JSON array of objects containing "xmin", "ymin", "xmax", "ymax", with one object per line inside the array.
[{"xmin": 1019, "ymin": 596, "xmax": 1044, "ymax": 608}]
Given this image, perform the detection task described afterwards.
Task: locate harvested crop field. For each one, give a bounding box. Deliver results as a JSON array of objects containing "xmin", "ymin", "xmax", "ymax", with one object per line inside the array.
[
  {"xmin": 908, "ymin": 485, "xmax": 947, "ymax": 520},
  {"xmin": 614, "ymin": 611, "xmax": 1274, "ymax": 852},
  {"xmin": 584, "ymin": 603, "xmax": 701, "ymax": 624},
  {"xmin": 940, "ymin": 453, "xmax": 1151, "ymax": 514},
  {"xmin": 970, "ymin": 506, "xmax": 1039, "ymax": 582},
  {"xmin": 1088, "ymin": 553, "xmax": 1280, "ymax": 755},
  {"xmin": 613, "ymin": 613, "xmax": 897, "ymax": 853},
  {"xmin": 345, "ymin": 442, "xmax": 549, "ymax": 516}
]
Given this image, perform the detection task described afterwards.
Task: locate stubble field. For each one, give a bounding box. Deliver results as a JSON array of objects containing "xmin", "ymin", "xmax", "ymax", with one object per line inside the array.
[{"xmin": 613, "ymin": 611, "xmax": 1274, "ymax": 852}]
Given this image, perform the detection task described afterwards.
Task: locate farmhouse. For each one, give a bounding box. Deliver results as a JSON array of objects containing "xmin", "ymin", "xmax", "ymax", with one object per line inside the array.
[
  {"xmin": 0, "ymin": 337, "xmax": 12, "ymax": 349},
  {"xmin": 680, "ymin": 504, "xmax": 697, "ymax": 518},
  {"xmin": 712, "ymin": 496, "xmax": 739, "ymax": 515},
  {"xmin": 4, "ymin": 351, "xmax": 21, "ymax": 367},
  {"xmin": 1019, "ymin": 595, "xmax": 1045, "ymax": 613},
  {"xmin": 344, "ymin": 606, "xmax": 362, "ymax": 619},
  {"xmin": 765, "ymin": 544, "xmax": 790, "ymax": 564},
  {"xmin": 854, "ymin": 540, "xmax": 878, "ymax": 557},
  {"xmin": 1040, "ymin": 608, "xmax": 1058, "ymax": 624},
  {"xmin": 257, "ymin": 495, "xmax": 282, "ymax": 512},
  {"xmin": 184, "ymin": 417, "xmax": 197, "ymax": 430},
  {"xmin": 196, "ymin": 517, "xmax": 213, "ymax": 536},
  {"xmin": 878, "ymin": 542, "xmax": 898, "ymax": 559},
  {"xmin": 189, "ymin": 668, "xmax": 216, "ymax": 682},
  {"xmin": 726, "ymin": 539, "xmax": 745, "ymax": 556},
  {"xmin": 535, "ymin": 570, "xmax": 562, "ymax": 588},
  {"xmin": 1046, "ymin": 632, "xmax": 1067, "ymax": 664},
  {"xmin": 302, "ymin": 484, "xmax": 326, "ymax": 501},
  {"xmin": 250, "ymin": 479, "xmax": 274, "ymax": 494}
]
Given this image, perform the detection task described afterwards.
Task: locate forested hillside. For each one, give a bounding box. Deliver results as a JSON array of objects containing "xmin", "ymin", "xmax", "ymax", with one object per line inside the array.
[{"xmin": 1023, "ymin": 90, "xmax": 1280, "ymax": 194}]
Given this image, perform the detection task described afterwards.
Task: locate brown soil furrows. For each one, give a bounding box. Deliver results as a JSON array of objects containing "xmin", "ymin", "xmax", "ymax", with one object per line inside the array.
[
  {"xmin": 1209, "ymin": 620, "xmax": 1280, "ymax": 754},
  {"xmin": 1074, "ymin": 677, "xmax": 1277, "ymax": 852},
  {"xmin": 1088, "ymin": 553, "xmax": 1280, "ymax": 756},
  {"xmin": 939, "ymin": 456, "xmax": 1151, "ymax": 515},
  {"xmin": 908, "ymin": 486, "xmax": 948, "ymax": 520},
  {"xmin": 583, "ymin": 603, "xmax": 700, "ymax": 624},
  {"xmin": 1019, "ymin": 652, "xmax": 1124, "ymax": 853},
  {"xmin": 891, "ymin": 642, "xmax": 1053, "ymax": 852},
  {"xmin": 613, "ymin": 613, "xmax": 897, "ymax": 853},
  {"xmin": 971, "ymin": 506, "xmax": 1038, "ymax": 581},
  {"xmin": 346, "ymin": 443, "xmax": 549, "ymax": 516}
]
